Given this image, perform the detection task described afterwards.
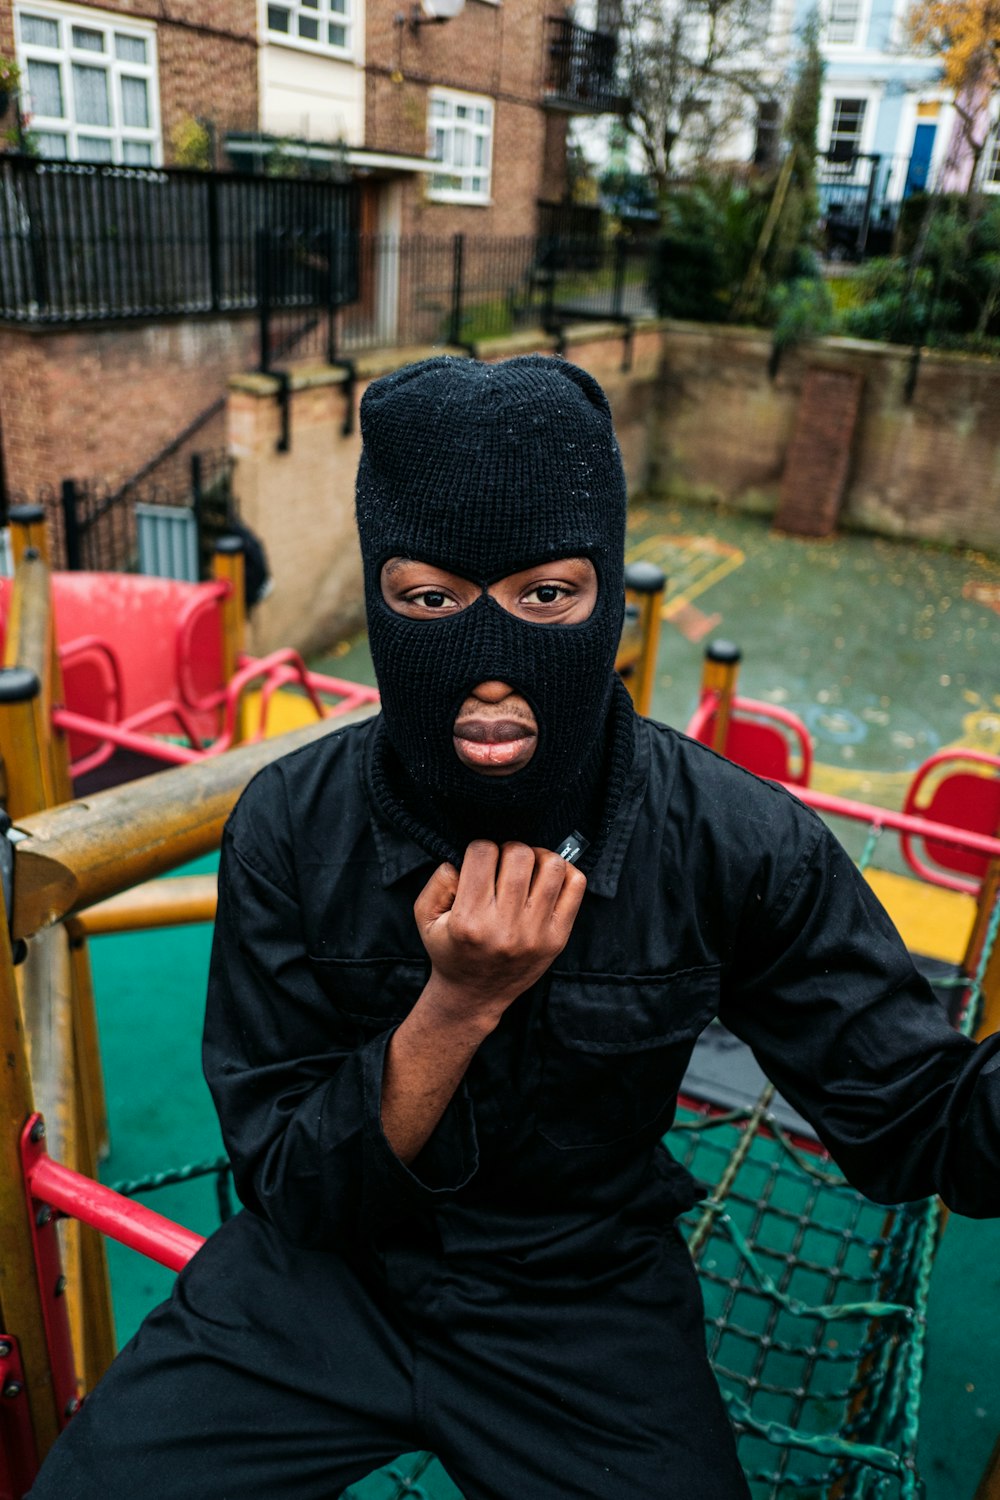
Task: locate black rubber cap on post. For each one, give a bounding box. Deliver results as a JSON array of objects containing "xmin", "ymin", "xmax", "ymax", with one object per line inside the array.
[
  {"xmin": 214, "ymin": 535, "xmax": 245, "ymax": 555},
  {"xmin": 8, "ymin": 504, "xmax": 45, "ymax": 526},
  {"xmin": 705, "ymin": 639, "xmax": 742, "ymax": 665},
  {"xmin": 624, "ymin": 560, "xmax": 667, "ymax": 595},
  {"xmin": 0, "ymin": 667, "xmax": 41, "ymax": 703}
]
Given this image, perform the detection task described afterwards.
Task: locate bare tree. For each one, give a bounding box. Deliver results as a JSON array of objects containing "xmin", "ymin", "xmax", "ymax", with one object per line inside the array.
[{"xmin": 616, "ymin": 0, "xmax": 780, "ymax": 194}]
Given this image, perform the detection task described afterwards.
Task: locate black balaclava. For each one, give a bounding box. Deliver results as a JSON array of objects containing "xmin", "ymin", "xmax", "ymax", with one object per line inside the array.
[{"xmin": 356, "ymin": 353, "xmax": 635, "ymax": 867}]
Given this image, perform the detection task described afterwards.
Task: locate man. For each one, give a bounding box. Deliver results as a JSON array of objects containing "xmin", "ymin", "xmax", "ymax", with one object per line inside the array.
[{"xmin": 31, "ymin": 355, "xmax": 1000, "ymax": 1499}]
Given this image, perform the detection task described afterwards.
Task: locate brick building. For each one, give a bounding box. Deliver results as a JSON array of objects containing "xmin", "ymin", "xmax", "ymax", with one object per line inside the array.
[
  {"xmin": 363, "ymin": 0, "xmax": 574, "ymax": 240},
  {"xmin": 0, "ymin": 0, "xmax": 624, "ymax": 505},
  {"xmin": 0, "ymin": 1, "xmax": 258, "ymax": 165}
]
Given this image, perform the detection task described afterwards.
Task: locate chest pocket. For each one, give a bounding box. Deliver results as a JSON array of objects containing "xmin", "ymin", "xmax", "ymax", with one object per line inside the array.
[
  {"xmin": 537, "ymin": 967, "xmax": 719, "ymax": 1150},
  {"xmin": 308, "ymin": 955, "xmax": 429, "ymax": 1037}
]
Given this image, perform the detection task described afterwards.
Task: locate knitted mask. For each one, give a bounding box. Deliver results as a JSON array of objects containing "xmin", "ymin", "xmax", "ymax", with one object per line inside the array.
[{"xmin": 355, "ymin": 354, "xmax": 628, "ymax": 816}]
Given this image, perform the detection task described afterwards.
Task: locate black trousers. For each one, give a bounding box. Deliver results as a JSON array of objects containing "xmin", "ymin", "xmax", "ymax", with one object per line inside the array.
[{"xmin": 29, "ymin": 1211, "xmax": 750, "ymax": 1500}]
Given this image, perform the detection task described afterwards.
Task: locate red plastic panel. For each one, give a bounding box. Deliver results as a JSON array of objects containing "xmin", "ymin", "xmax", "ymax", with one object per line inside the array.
[
  {"xmin": 920, "ymin": 772, "xmax": 1000, "ymax": 879},
  {"xmin": 49, "ymin": 573, "xmax": 223, "ymax": 740}
]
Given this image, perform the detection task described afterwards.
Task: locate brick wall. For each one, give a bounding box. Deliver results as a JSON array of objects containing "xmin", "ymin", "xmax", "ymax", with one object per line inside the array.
[
  {"xmin": 365, "ymin": 0, "xmax": 569, "ymax": 237},
  {"xmin": 0, "ymin": 315, "xmax": 259, "ymax": 497},
  {"xmin": 0, "ymin": 1, "xmax": 258, "ymax": 159}
]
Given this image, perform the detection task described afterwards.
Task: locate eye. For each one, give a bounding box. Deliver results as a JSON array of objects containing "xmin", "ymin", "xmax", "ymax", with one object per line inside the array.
[
  {"xmin": 404, "ymin": 588, "xmax": 459, "ymax": 611},
  {"xmin": 522, "ymin": 583, "xmax": 571, "ymax": 606}
]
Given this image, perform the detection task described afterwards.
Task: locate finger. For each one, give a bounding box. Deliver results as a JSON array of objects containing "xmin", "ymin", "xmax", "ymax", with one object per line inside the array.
[
  {"xmin": 551, "ymin": 863, "xmax": 588, "ymax": 931},
  {"xmin": 414, "ymin": 861, "xmax": 459, "ymax": 926},
  {"xmin": 526, "ymin": 847, "xmax": 572, "ymax": 919},
  {"xmin": 495, "ymin": 841, "xmax": 535, "ymax": 917},
  {"xmin": 452, "ymin": 840, "xmax": 501, "ymax": 916}
]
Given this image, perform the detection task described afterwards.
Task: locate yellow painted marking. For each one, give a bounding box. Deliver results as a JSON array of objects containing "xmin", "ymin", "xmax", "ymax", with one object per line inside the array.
[
  {"xmin": 243, "ymin": 688, "xmax": 327, "ymax": 738},
  {"xmin": 626, "ymin": 533, "xmax": 745, "ymax": 617},
  {"xmin": 864, "ymin": 868, "xmax": 975, "ymax": 966},
  {"xmin": 810, "ymin": 709, "xmax": 1000, "ymax": 809}
]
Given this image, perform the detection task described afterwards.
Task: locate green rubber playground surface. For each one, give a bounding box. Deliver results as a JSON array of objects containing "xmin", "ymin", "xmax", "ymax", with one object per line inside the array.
[{"xmin": 91, "ymin": 496, "xmax": 1000, "ymax": 1498}]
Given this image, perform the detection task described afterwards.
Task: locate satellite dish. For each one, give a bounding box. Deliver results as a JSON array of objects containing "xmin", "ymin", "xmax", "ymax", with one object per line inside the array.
[{"xmin": 421, "ymin": 0, "xmax": 465, "ymax": 17}]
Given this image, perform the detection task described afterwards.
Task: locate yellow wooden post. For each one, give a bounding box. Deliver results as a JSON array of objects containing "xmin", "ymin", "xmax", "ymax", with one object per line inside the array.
[
  {"xmin": 701, "ymin": 640, "xmax": 742, "ymax": 756},
  {"xmin": 623, "ymin": 561, "xmax": 666, "ymax": 718},
  {"xmin": 0, "ymin": 668, "xmax": 50, "ymax": 822},
  {"xmin": 971, "ymin": 880, "xmax": 1000, "ymax": 1045},
  {"xmin": 0, "ymin": 915, "xmax": 65, "ymax": 1458},
  {"xmin": 66, "ymin": 930, "xmax": 116, "ymax": 1389},
  {"xmin": 0, "ymin": 566, "xmax": 112, "ymax": 1378},
  {"xmin": 8, "ymin": 504, "xmax": 51, "ymax": 568},
  {"xmin": 212, "ymin": 536, "xmax": 246, "ymax": 689}
]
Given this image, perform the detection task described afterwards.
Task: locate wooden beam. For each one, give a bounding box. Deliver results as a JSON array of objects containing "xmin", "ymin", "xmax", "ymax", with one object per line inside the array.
[
  {"xmin": 66, "ymin": 875, "xmax": 218, "ymax": 937},
  {"xmin": 11, "ymin": 705, "xmax": 376, "ymax": 940}
]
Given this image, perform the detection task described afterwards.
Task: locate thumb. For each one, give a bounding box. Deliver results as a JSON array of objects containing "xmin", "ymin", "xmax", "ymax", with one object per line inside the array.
[{"xmin": 415, "ymin": 861, "xmax": 459, "ymax": 927}]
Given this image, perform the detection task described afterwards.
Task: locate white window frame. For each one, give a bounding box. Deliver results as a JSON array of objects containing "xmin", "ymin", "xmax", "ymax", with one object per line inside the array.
[
  {"xmin": 15, "ymin": 1, "xmax": 160, "ymax": 165},
  {"xmin": 983, "ymin": 126, "xmax": 1000, "ymax": 193},
  {"xmin": 822, "ymin": 0, "xmax": 873, "ymax": 47},
  {"xmin": 426, "ymin": 88, "xmax": 493, "ymax": 205},
  {"xmin": 821, "ymin": 91, "xmax": 877, "ymax": 176},
  {"xmin": 263, "ymin": 0, "xmax": 354, "ymax": 61}
]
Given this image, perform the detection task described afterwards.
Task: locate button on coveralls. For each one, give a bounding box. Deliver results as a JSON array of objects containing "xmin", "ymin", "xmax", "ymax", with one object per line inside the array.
[{"xmin": 30, "ymin": 717, "xmax": 1000, "ymax": 1500}]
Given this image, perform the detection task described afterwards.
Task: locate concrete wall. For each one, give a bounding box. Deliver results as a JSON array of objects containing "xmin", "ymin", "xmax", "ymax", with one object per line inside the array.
[{"xmin": 653, "ymin": 323, "xmax": 1000, "ymax": 554}]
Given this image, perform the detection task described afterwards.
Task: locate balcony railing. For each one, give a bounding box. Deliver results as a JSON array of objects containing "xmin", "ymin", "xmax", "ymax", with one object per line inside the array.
[
  {"xmin": 0, "ymin": 155, "xmax": 357, "ymax": 324},
  {"xmin": 544, "ymin": 18, "xmax": 626, "ymax": 115}
]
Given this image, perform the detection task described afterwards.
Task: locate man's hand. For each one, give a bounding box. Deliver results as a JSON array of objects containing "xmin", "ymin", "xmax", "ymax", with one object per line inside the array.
[
  {"xmin": 381, "ymin": 841, "xmax": 586, "ymax": 1165},
  {"xmin": 415, "ymin": 840, "xmax": 587, "ymax": 1032}
]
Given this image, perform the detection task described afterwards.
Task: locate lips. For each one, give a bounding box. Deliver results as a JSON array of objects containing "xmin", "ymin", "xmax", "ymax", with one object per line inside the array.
[
  {"xmin": 453, "ymin": 716, "xmax": 537, "ymax": 770},
  {"xmin": 454, "ymin": 719, "xmax": 535, "ymax": 744}
]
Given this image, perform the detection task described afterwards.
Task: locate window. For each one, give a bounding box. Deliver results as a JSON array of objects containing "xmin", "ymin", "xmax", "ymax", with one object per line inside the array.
[
  {"xmin": 826, "ymin": 0, "xmax": 863, "ymax": 45},
  {"xmin": 15, "ymin": 4, "xmax": 158, "ymax": 164},
  {"xmin": 427, "ymin": 90, "xmax": 493, "ymax": 204},
  {"xmin": 985, "ymin": 127, "xmax": 1000, "ymax": 189},
  {"xmin": 753, "ymin": 99, "xmax": 780, "ymax": 169},
  {"xmin": 827, "ymin": 97, "xmax": 866, "ymax": 165},
  {"xmin": 266, "ymin": 0, "xmax": 352, "ymax": 55}
]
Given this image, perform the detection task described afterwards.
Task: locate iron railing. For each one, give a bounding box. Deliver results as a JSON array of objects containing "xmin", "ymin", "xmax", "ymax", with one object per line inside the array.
[
  {"xmin": 6, "ymin": 449, "xmax": 235, "ymax": 572},
  {"xmin": 0, "ymin": 155, "xmax": 357, "ymax": 323},
  {"xmin": 544, "ymin": 18, "xmax": 626, "ymax": 115},
  {"xmin": 257, "ymin": 230, "xmax": 659, "ymax": 371},
  {"xmin": 818, "ymin": 153, "xmax": 913, "ymax": 261}
]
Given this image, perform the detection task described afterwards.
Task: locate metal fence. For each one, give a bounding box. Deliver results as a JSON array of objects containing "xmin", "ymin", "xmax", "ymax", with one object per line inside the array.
[
  {"xmin": 257, "ymin": 230, "xmax": 659, "ymax": 371},
  {"xmin": 544, "ymin": 17, "xmax": 625, "ymax": 115},
  {"xmin": 0, "ymin": 154, "xmax": 357, "ymax": 323},
  {"xmin": 6, "ymin": 449, "xmax": 236, "ymax": 573},
  {"xmin": 818, "ymin": 153, "xmax": 912, "ymax": 261}
]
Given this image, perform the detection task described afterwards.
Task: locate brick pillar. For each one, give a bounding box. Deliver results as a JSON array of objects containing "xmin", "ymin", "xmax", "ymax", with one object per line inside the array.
[{"xmin": 773, "ymin": 366, "xmax": 865, "ymax": 538}]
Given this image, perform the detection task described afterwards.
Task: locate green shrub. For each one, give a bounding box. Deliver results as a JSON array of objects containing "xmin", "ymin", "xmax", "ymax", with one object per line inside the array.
[{"xmin": 769, "ymin": 275, "xmax": 834, "ymax": 350}]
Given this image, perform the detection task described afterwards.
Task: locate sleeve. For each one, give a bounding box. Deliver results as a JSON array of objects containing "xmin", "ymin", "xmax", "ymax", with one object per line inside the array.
[
  {"xmin": 202, "ymin": 768, "xmax": 479, "ymax": 1252},
  {"xmin": 719, "ymin": 811, "xmax": 1000, "ymax": 1217}
]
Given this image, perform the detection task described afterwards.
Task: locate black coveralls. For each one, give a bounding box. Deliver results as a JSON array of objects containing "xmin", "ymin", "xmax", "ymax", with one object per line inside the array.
[{"xmin": 32, "ymin": 716, "xmax": 1000, "ymax": 1500}]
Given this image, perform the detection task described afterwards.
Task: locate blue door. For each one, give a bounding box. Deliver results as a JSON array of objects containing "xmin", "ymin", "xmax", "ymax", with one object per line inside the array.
[{"xmin": 904, "ymin": 123, "xmax": 936, "ymax": 196}]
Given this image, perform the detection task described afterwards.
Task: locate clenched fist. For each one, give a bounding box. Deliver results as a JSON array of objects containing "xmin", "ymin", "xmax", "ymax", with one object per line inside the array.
[{"xmin": 414, "ymin": 839, "xmax": 587, "ymax": 1032}]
